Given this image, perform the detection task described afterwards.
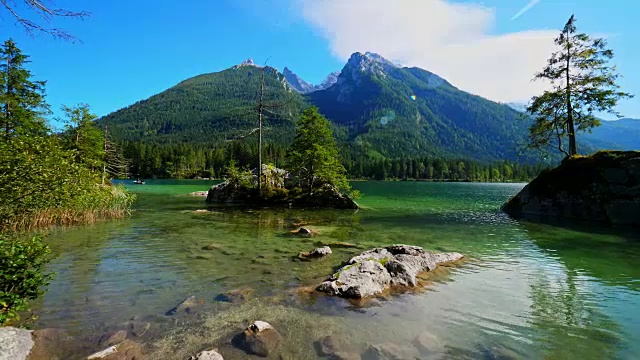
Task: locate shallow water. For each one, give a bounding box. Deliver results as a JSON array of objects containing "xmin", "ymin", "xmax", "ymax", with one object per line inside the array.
[{"xmin": 32, "ymin": 180, "xmax": 640, "ymax": 359}]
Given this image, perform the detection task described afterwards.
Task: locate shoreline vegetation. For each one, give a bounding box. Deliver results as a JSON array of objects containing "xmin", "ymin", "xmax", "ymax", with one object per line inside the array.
[{"xmin": 0, "ymin": 39, "xmax": 135, "ymax": 326}]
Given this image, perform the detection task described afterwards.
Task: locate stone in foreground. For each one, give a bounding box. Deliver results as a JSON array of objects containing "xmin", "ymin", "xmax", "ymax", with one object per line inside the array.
[
  {"xmin": 300, "ymin": 246, "xmax": 332, "ymax": 259},
  {"xmin": 233, "ymin": 321, "xmax": 282, "ymax": 357},
  {"xmin": 503, "ymin": 151, "xmax": 640, "ymax": 226},
  {"xmin": 0, "ymin": 327, "xmax": 33, "ymax": 360},
  {"xmin": 316, "ymin": 245, "xmax": 463, "ymax": 299},
  {"xmin": 190, "ymin": 349, "xmax": 224, "ymax": 360}
]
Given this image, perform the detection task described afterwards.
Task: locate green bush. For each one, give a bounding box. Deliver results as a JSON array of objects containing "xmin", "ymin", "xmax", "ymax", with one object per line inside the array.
[{"xmin": 0, "ymin": 234, "xmax": 53, "ymax": 326}]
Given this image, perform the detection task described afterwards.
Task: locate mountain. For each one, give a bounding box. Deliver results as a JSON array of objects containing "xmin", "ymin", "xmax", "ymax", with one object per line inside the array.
[
  {"xmin": 585, "ymin": 118, "xmax": 640, "ymax": 150},
  {"xmin": 283, "ymin": 67, "xmax": 313, "ymax": 93},
  {"xmin": 308, "ymin": 52, "xmax": 531, "ymax": 160},
  {"xmin": 283, "ymin": 68, "xmax": 339, "ymax": 94},
  {"xmin": 99, "ymin": 61, "xmax": 306, "ymax": 144},
  {"xmin": 506, "ymin": 103, "xmax": 640, "ymax": 150},
  {"xmin": 101, "ymin": 51, "xmax": 613, "ymax": 166},
  {"xmin": 315, "ymin": 71, "xmax": 340, "ymax": 91}
]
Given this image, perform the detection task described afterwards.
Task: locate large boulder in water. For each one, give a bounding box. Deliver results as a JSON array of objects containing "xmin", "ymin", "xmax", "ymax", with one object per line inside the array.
[
  {"xmin": 316, "ymin": 245, "xmax": 463, "ymax": 299},
  {"xmin": 233, "ymin": 321, "xmax": 282, "ymax": 357},
  {"xmin": 503, "ymin": 151, "xmax": 640, "ymax": 226}
]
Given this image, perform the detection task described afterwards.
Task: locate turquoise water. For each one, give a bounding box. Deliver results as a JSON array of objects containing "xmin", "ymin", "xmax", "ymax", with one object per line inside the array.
[{"xmin": 33, "ymin": 180, "xmax": 640, "ymax": 359}]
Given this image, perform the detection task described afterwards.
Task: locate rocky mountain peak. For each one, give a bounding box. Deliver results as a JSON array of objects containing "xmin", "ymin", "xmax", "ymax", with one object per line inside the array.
[
  {"xmin": 282, "ymin": 67, "xmax": 314, "ymax": 93},
  {"xmin": 237, "ymin": 58, "xmax": 256, "ymax": 68}
]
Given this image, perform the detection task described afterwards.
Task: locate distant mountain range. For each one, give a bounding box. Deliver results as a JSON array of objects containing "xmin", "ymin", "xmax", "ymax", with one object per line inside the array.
[
  {"xmin": 98, "ymin": 52, "xmax": 638, "ymax": 165},
  {"xmin": 505, "ymin": 103, "xmax": 640, "ymax": 150}
]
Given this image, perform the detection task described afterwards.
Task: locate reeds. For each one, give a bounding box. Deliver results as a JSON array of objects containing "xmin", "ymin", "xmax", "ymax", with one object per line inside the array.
[{"xmin": 1, "ymin": 185, "xmax": 136, "ymax": 232}]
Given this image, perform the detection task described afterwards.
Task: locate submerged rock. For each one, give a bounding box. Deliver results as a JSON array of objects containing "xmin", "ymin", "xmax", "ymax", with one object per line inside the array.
[
  {"xmin": 214, "ymin": 288, "xmax": 253, "ymax": 303},
  {"xmin": 190, "ymin": 349, "xmax": 224, "ymax": 360},
  {"xmin": 166, "ymin": 295, "xmax": 198, "ymax": 315},
  {"xmin": 317, "ymin": 244, "xmax": 463, "ymax": 299},
  {"xmin": 362, "ymin": 342, "xmax": 419, "ymax": 360},
  {"xmin": 412, "ymin": 331, "xmax": 444, "ymax": 356},
  {"xmin": 315, "ymin": 335, "xmax": 348, "ymax": 357},
  {"xmin": 0, "ymin": 327, "xmax": 33, "ymax": 360},
  {"xmin": 99, "ymin": 330, "xmax": 127, "ymax": 347},
  {"xmin": 29, "ymin": 328, "xmax": 75, "ymax": 359},
  {"xmin": 300, "ymin": 246, "xmax": 332, "ymax": 259},
  {"xmin": 233, "ymin": 321, "xmax": 282, "ymax": 357},
  {"xmin": 292, "ymin": 227, "xmax": 315, "ymax": 236},
  {"xmin": 503, "ymin": 151, "xmax": 640, "ymax": 226},
  {"xmin": 85, "ymin": 340, "xmax": 143, "ymax": 360}
]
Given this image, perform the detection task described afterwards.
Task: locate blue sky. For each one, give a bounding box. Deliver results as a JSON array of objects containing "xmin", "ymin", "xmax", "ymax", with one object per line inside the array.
[{"xmin": 1, "ymin": 0, "xmax": 638, "ymax": 126}]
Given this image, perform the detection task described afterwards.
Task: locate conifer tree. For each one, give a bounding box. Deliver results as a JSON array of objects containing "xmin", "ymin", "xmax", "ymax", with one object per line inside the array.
[
  {"xmin": 526, "ymin": 15, "xmax": 633, "ymax": 156},
  {"xmin": 0, "ymin": 39, "xmax": 49, "ymax": 140},
  {"xmin": 286, "ymin": 106, "xmax": 348, "ymax": 195}
]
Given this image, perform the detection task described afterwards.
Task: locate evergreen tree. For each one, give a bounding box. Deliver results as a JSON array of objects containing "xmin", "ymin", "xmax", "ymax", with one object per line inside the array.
[
  {"xmin": 62, "ymin": 104, "xmax": 104, "ymax": 171},
  {"xmin": 286, "ymin": 106, "xmax": 348, "ymax": 195},
  {"xmin": 526, "ymin": 15, "xmax": 633, "ymax": 156},
  {"xmin": 0, "ymin": 39, "xmax": 49, "ymax": 140}
]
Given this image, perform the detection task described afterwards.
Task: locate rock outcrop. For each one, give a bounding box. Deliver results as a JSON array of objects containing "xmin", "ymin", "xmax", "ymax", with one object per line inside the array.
[
  {"xmin": 206, "ymin": 165, "xmax": 359, "ymax": 209},
  {"xmin": 233, "ymin": 321, "xmax": 282, "ymax": 357},
  {"xmin": 503, "ymin": 151, "xmax": 640, "ymax": 226},
  {"xmin": 317, "ymin": 245, "xmax": 463, "ymax": 299}
]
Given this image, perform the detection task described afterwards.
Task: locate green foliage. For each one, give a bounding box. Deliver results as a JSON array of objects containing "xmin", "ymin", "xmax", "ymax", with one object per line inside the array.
[
  {"xmin": 0, "ymin": 39, "xmax": 135, "ymax": 231},
  {"xmin": 98, "ymin": 65, "xmax": 305, "ymax": 145},
  {"xmin": 0, "ymin": 234, "xmax": 53, "ymax": 326},
  {"xmin": 525, "ymin": 15, "xmax": 634, "ymax": 157},
  {"xmin": 223, "ymin": 160, "xmax": 255, "ymax": 190},
  {"xmin": 286, "ymin": 106, "xmax": 349, "ymax": 194},
  {"xmin": 0, "ymin": 39, "xmax": 49, "ymax": 140},
  {"xmin": 62, "ymin": 104, "xmax": 105, "ymax": 171}
]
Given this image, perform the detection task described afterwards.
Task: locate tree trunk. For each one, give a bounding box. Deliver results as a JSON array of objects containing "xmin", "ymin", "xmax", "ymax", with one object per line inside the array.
[{"xmin": 565, "ymin": 21, "xmax": 577, "ymax": 156}]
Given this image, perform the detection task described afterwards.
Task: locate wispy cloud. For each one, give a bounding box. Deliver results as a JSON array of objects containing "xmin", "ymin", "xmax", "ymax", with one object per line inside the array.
[
  {"xmin": 511, "ymin": 0, "xmax": 542, "ymax": 21},
  {"xmin": 298, "ymin": 0, "xmax": 556, "ymax": 103}
]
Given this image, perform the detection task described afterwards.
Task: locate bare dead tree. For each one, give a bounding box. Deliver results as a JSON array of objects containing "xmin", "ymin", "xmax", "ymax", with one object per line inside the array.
[
  {"xmin": 226, "ymin": 58, "xmax": 301, "ymax": 192},
  {"xmin": 102, "ymin": 126, "xmax": 129, "ymax": 183},
  {"xmin": 1, "ymin": 0, "xmax": 90, "ymax": 41}
]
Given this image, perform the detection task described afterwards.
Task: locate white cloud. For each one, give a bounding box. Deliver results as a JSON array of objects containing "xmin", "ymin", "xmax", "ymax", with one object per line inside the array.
[
  {"xmin": 298, "ymin": 0, "xmax": 559, "ymax": 103},
  {"xmin": 511, "ymin": 0, "xmax": 542, "ymax": 21}
]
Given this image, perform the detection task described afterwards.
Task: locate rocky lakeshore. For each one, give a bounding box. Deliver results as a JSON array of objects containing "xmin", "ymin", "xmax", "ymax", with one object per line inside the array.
[{"xmin": 503, "ymin": 151, "xmax": 640, "ymax": 226}]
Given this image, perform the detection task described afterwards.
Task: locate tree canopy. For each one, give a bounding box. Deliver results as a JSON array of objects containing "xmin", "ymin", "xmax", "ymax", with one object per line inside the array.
[
  {"xmin": 525, "ymin": 15, "xmax": 633, "ymax": 157},
  {"xmin": 286, "ymin": 106, "xmax": 349, "ymax": 195}
]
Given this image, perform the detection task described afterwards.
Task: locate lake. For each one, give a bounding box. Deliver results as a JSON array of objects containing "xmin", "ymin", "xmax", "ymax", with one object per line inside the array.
[{"xmin": 33, "ymin": 180, "xmax": 640, "ymax": 359}]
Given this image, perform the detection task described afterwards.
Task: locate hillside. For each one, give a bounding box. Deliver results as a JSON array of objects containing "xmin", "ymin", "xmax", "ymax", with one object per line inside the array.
[
  {"xmin": 309, "ymin": 52, "xmax": 531, "ymax": 161},
  {"xmin": 96, "ymin": 52, "xmax": 567, "ymax": 178},
  {"xmin": 99, "ymin": 61, "xmax": 306, "ymax": 145}
]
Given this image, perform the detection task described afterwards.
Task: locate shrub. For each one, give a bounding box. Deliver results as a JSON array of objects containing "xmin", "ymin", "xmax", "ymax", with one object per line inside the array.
[{"xmin": 0, "ymin": 234, "xmax": 53, "ymax": 326}]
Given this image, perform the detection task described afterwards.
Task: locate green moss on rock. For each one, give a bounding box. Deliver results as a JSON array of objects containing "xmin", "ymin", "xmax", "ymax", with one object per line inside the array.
[{"xmin": 503, "ymin": 151, "xmax": 640, "ymax": 226}]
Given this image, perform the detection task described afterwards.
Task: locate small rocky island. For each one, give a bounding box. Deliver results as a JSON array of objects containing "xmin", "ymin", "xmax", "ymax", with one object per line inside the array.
[
  {"xmin": 503, "ymin": 151, "xmax": 640, "ymax": 226},
  {"xmin": 206, "ymin": 164, "xmax": 359, "ymax": 209},
  {"xmin": 317, "ymin": 244, "xmax": 464, "ymax": 298}
]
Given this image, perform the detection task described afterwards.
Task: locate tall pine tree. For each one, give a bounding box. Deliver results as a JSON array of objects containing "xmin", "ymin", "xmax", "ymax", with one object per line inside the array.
[
  {"xmin": 0, "ymin": 39, "xmax": 49, "ymax": 140},
  {"xmin": 526, "ymin": 15, "xmax": 633, "ymax": 156},
  {"xmin": 286, "ymin": 106, "xmax": 349, "ymax": 195}
]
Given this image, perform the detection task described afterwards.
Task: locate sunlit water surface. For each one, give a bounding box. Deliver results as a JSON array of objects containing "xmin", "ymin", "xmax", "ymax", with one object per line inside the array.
[{"xmin": 32, "ymin": 180, "xmax": 640, "ymax": 359}]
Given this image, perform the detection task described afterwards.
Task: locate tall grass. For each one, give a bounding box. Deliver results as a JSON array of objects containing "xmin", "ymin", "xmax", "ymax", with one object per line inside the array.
[{"xmin": 3, "ymin": 185, "xmax": 136, "ymax": 232}]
